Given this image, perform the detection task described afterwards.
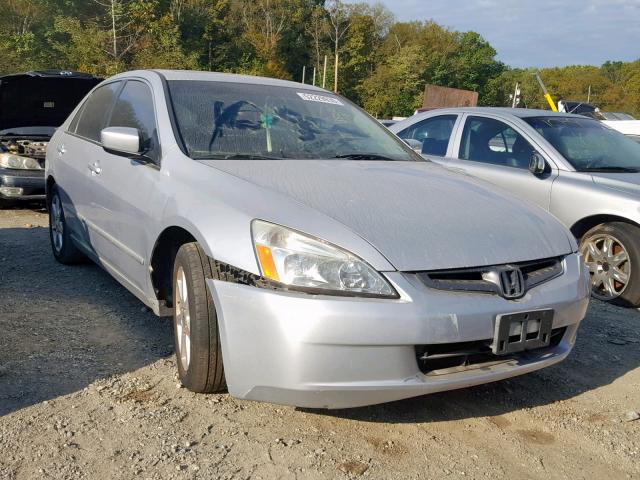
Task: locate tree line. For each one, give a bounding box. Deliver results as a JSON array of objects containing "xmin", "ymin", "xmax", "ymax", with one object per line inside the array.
[{"xmin": 1, "ymin": 0, "xmax": 639, "ymax": 118}]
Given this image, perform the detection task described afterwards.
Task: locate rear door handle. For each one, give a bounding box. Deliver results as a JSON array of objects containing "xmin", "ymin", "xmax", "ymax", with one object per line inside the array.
[{"xmin": 88, "ymin": 162, "xmax": 102, "ymax": 175}]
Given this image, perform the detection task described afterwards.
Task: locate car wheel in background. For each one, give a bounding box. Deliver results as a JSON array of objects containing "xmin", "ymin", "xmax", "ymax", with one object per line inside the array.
[
  {"xmin": 172, "ymin": 242, "xmax": 226, "ymax": 393},
  {"xmin": 580, "ymin": 222, "xmax": 640, "ymax": 307},
  {"xmin": 48, "ymin": 184, "xmax": 85, "ymax": 264}
]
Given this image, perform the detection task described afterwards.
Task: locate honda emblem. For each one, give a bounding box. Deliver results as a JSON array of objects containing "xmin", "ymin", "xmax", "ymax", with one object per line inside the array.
[{"xmin": 499, "ymin": 267, "xmax": 525, "ymax": 299}]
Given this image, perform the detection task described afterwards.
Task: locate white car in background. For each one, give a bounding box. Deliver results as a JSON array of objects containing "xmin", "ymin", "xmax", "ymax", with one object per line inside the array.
[{"xmin": 601, "ymin": 117, "xmax": 640, "ymax": 143}]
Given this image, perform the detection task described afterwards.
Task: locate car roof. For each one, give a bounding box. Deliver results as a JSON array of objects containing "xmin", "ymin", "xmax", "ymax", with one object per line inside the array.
[
  {"xmin": 419, "ymin": 107, "xmax": 578, "ymax": 119},
  {"xmin": 110, "ymin": 69, "xmax": 329, "ymax": 92}
]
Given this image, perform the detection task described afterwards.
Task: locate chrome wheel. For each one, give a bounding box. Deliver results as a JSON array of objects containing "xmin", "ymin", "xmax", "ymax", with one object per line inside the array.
[
  {"xmin": 581, "ymin": 233, "xmax": 630, "ymax": 301},
  {"xmin": 50, "ymin": 194, "xmax": 64, "ymax": 253},
  {"xmin": 175, "ymin": 266, "xmax": 191, "ymax": 371}
]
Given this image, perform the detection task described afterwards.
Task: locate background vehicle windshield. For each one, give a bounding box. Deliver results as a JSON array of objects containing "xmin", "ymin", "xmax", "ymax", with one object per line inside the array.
[
  {"xmin": 168, "ymin": 81, "xmax": 418, "ymax": 161},
  {"xmin": 525, "ymin": 116, "xmax": 640, "ymax": 172}
]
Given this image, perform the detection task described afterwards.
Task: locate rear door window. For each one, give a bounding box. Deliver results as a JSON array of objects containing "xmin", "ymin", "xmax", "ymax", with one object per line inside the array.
[
  {"xmin": 397, "ymin": 115, "xmax": 457, "ymax": 156},
  {"xmin": 73, "ymin": 82, "xmax": 121, "ymax": 142}
]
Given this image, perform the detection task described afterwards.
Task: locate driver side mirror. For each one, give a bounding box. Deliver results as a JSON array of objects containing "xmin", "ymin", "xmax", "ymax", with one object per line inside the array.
[
  {"xmin": 529, "ymin": 152, "xmax": 546, "ymax": 175},
  {"xmin": 101, "ymin": 127, "xmax": 142, "ymax": 156}
]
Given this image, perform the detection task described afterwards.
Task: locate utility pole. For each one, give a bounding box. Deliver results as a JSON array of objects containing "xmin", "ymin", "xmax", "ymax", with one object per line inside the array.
[
  {"xmin": 301, "ymin": 66, "xmax": 306, "ymax": 84},
  {"xmin": 587, "ymin": 85, "xmax": 592, "ymax": 103},
  {"xmin": 334, "ymin": 53, "xmax": 338, "ymax": 93},
  {"xmin": 322, "ymin": 55, "xmax": 327, "ymax": 89},
  {"xmin": 312, "ymin": 67, "xmax": 316, "ymax": 86},
  {"xmin": 111, "ymin": 0, "xmax": 117, "ymax": 60}
]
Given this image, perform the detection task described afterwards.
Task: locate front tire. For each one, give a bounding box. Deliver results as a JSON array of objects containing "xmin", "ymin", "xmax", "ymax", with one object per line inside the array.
[
  {"xmin": 48, "ymin": 184, "xmax": 85, "ymax": 264},
  {"xmin": 173, "ymin": 243, "xmax": 226, "ymax": 393},
  {"xmin": 580, "ymin": 222, "xmax": 640, "ymax": 307}
]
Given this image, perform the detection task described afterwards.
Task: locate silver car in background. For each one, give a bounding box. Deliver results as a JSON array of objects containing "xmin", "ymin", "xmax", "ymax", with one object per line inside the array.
[
  {"xmin": 391, "ymin": 108, "xmax": 640, "ymax": 307},
  {"xmin": 46, "ymin": 72, "xmax": 589, "ymax": 408}
]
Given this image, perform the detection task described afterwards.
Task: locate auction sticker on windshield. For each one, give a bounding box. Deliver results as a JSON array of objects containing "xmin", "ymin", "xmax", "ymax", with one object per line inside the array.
[{"xmin": 297, "ymin": 92, "xmax": 344, "ymax": 105}]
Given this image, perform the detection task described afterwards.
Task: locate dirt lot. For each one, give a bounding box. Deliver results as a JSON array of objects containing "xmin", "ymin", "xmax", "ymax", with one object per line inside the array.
[{"xmin": 0, "ymin": 206, "xmax": 639, "ymax": 480}]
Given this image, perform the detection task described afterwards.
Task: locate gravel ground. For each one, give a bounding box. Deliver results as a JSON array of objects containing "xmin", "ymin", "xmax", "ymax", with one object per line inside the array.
[{"xmin": 0, "ymin": 206, "xmax": 639, "ymax": 480}]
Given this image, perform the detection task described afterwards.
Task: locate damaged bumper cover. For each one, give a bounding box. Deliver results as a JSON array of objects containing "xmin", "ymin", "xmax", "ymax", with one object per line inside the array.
[{"xmin": 206, "ymin": 253, "xmax": 590, "ymax": 409}]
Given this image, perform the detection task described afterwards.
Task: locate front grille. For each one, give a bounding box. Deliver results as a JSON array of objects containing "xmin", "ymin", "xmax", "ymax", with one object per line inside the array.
[
  {"xmin": 414, "ymin": 256, "xmax": 563, "ymax": 298},
  {"xmin": 415, "ymin": 327, "xmax": 566, "ymax": 375}
]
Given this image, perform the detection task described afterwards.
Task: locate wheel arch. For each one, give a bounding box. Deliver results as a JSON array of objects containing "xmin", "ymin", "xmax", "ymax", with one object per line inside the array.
[
  {"xmin": 570, "ymin": 214, "xmax": 640, "ymax": 240},
  {"xmin": 150, "ymin": 225, "xmax": 199, "ymax": 308}
]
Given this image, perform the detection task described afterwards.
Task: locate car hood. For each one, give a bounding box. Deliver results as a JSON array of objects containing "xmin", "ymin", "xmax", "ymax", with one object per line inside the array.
[
  {"xmin": 200, "ymin": 159, "xmax": 573, "ymax": 271},
  {"xmin": 0, "ymin": 71, "xmax": 101, "ymax": 131},
  {"xmin": 591, "ymin": 171, "xmax": 640, "ymax": 196}
]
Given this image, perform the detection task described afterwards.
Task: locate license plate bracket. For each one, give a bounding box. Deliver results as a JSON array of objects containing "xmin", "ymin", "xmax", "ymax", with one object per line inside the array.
[{"xmin": 492, "ymin": 309, "xmax": 554, "ymax": 355}]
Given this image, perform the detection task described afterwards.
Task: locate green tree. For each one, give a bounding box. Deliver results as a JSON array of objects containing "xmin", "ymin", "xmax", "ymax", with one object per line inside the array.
[
  {"xmin": 360, "ymin": 44, "xmax": 425, "ymax": 117},
  {"xmin": 338, "ymin": 3, "xmax": 393, "ymax": 101}
]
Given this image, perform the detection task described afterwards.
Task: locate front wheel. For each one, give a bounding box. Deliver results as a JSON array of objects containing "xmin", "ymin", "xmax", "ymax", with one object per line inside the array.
[
  {"xmin": 172, "ymin": 242, "xmax": 226, "ymax": 393},
  {"xmin": 580, "ymin": 222, "xmax": 640, "ymax": 307}
]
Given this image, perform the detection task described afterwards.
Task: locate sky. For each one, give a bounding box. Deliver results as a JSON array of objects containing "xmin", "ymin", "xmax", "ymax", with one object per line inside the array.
[{"xmin": 357, "ymin": 0, "xmax": 640, "ymax": 68}]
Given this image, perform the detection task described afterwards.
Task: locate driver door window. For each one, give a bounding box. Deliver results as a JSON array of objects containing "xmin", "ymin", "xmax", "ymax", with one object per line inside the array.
[
  {"xmin": 398, "ymin": 115, "xmax": 457, "ymax": 156},
  {"xmin": 73, "ymin": 82, "xmax": 121, "ymax": 141},
  {"xmin": 107, "ymin": 80, "xmax": 159, "ymax": 160},
  {"xmin": 459, "ymin": 116, "xmax": 534, "ymax": 169}
]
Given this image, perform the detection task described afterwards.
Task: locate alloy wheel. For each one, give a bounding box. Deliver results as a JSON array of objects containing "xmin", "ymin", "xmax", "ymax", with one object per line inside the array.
[
  {"xmin": 581, "ymin": 233, "xmax": 630, "ymax": 301},
  {"xmin": 175, "ymin": 266, "xmax": 191, "ymax": 371},
  {"xmin": 50, "ymin": 194, "xmax": 64, "ymax": 253}
]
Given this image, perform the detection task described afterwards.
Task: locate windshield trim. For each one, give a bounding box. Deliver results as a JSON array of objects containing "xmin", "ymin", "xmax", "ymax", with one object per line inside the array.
[
  {"xmin": 154, "ymin": 70, "xmax": 189, "ymax": 156},
  {"xmin": 160, "ymin": 73, "xmax": 424, "ymax": 163}
]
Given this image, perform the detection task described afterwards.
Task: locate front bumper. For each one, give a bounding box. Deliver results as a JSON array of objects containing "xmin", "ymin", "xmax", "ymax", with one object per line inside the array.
[
  {"xmin": 0, "ymin": 167, "xmax": 45, "ymax": 201},
  {"xmin": 208, "ymin": 253, "xmax": 590, "ymax": 409}
]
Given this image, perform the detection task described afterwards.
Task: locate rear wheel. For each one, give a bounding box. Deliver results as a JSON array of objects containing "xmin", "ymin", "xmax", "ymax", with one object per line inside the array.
[
  {"xmin": 48, "ymin": 185, "xmax": 85, "ymax": 264},
  {"xmin": 173, "ymin": 242, "xmax": 226, "ymax": 393},
  {"xmin": 580, "ymin": 222, "xmax": 640, "ymax": 307}
]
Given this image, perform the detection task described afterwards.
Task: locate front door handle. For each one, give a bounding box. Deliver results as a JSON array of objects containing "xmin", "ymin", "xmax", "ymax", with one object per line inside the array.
[
  {"xmin": 57, "ymin": 144, "xmax": 66, "ymax": 156},
  {"xmin": 88, "ymin": 162, "xmax": 102, "ymax": 175}
]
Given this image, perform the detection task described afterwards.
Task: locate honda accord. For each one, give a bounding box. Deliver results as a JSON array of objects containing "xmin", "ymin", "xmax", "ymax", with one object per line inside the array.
[{"xmin": 45, "ymin": 71, "xmax": 590, "ymax": 408}]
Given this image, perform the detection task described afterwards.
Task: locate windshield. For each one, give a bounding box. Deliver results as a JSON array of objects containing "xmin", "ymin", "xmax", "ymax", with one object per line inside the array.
[
  {"xmin": 167, "ymin": 80, "xmax": 419, "ymax": 161},
  {"xmin": 524, "ymin": 116, "xmax": 640, "ymax": 172}
]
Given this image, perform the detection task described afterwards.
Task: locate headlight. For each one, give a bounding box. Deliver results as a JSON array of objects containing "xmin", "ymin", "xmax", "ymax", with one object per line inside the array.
[
  {"xmin": 251, "ymin": 220, "xmax": 398, "ymax": 298},
  {"xmin": 0, "ymin": 153, "xmax": 42, "ymax": 170}
]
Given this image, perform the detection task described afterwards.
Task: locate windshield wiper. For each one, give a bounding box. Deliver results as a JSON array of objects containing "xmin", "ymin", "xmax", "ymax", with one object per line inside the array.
[
  {"xmin": 194, "ymin": 153, "xmax": 284, "ymax": 160},
  {"xmin": 578, "ymin": 167, "xmax": 639, "ymax": 173},
  {"xmin": 332, "ymin": 153, "xmax": 398, "ymax": 161}
]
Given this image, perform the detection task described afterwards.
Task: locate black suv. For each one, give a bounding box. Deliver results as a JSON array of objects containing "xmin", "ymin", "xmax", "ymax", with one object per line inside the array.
[{"xmin": 0, "ymin": 70, "xmax": 101, "ymax": 206}]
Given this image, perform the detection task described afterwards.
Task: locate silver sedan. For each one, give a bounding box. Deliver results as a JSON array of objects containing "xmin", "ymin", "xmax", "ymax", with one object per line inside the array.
[
  {"xmin": 45, "ymin": 71, "xmax": 589, "ymax": 408},
  {"xmin": 390, "ymin": 108, "xmax": 640, "ymax": 307}
]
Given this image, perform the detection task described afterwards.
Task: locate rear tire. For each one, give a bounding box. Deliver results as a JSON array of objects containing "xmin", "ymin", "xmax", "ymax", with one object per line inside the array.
[
  {"xmin": 172, "ymin": 242, "xmax": 226, "ymax": 393},
  {"xmin": 579, "ymin": 222, "xmax": 640, "ymax": 307},
  {"xmin": 48, "ymin": 184, "xmax": 85, "ymax": 264}
]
